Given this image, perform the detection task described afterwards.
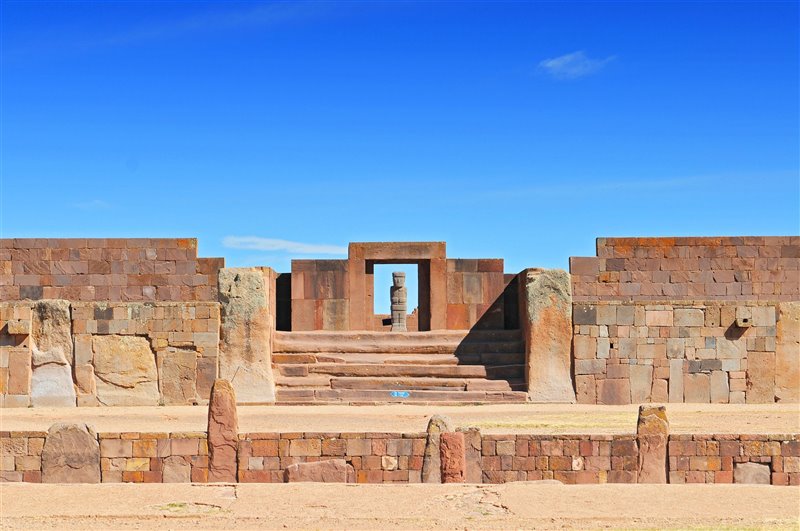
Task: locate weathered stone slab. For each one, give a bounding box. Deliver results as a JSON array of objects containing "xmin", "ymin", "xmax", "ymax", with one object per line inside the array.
[
  {"xmin": 636, "ymin": 406, "xmax": 668, "ymax": 484},
  {"xmin": 41, "ymin": 423, "xmax": 100, "ymax": 483},
  {"xmin": 421, "ymin": 414, "xmax": 453, "ymax": 483},
  {"xmin": 208, "ymin": 379, "xmax": 238, "ymax": 482},
  {"xmin": 733, "ymin": 462, "xmax": 770, "ymax": 484},
  {"xmin": 597, "ymin": 378, "xmax": 630, "ymax": 405},
  {"xmin": 284, "ymin": 459, "xmax": 354, "ymax": 483},
  {"xmin": 158, "ymin": 349, "xmax": 198, "ymax": 405},
  {"xmin": 629, "ymin": 365, "xmax": 653, "ymax": 403},
  {"xmin": 521, "ymin": 269, "xmax": 575, "ymax": 403},
  {"xmin": 684, "ymin": 373, "xmax": 710, "ymax": 403},
  {"xmin": 776, "ymin": 302, "xmax": 799, "ymax": 403},
  {"xmin": 92, "ymin": 335, "xmax": 159, "ymax": 406},
  {"xmin": 746, "ymin": 351, "xmax": 775, "ymax": 403},
  {"xmin": 162, "ymin": 456, "xmax": 191, "ymax": 483},
  {"xmin": 30, "ymin": 300, "xmax": 75, "ymax": 407},
  {"xmin": 458, "ymin": 427, "xmax": 482, "ymax": 483},
  {"xmin": 218, "ymin": 269, "xmax": 276, "ymax": 403},
  {"xmin": 440, "ymin": 432, "xmax": 466, "ymax": 483},
  {"xmin": 709, "ymin": 371, "xmax": 729, "ymax": 403}
]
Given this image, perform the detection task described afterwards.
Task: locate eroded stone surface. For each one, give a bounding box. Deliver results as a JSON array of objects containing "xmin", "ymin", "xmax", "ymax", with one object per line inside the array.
[
  {"xmin": 776, "ymin": 302, "xmax": 800, "ymax": 403},
  {"xmin": 636, "ymin": 405, "xmax": 668, "ymax": 484},
  {"xmin": 522, "ymin": 269, "xmax": 575, "ymax": 403},
  {"xmin": 440, "ymin": 432, "xmax": 466, "ymax": 483},
  {"xmin": 218, "ymin": 269, "xmax": 276, "ymax": 403},
  {"xmin": 162, "ymin": 456, "xmax": 191, "ymax": 483},
  {"xmin": 30, "ymin": 300, "xmax": 75, "ymax": 407},
  {"xmin": 208, "ymin": 379, "xmax": 238, "ymax": 482},
  {"xmin": 458, "ymin": 427, "xmax": 482, "ymax": 483},
  {"xmin": 733, "ymin": 462, "xmax": 770, "ymax": 484},
  {"xmin": 284, "ymin": 459, "xmax": 354, "ymax": 483},
  {"xmin": 158, "ymin": 349, "xmax": 198, "ymax": 405},
  {"xmin": 421, "ymin": 414, "xmax": 453, "ymax": 483},
  {"xmin": 92, "ymin": 335, "xmax": 159, "ymax": 406},
  {"xmin": 41, "ymin": 423, "xmax": 100, "ymax": 483}
]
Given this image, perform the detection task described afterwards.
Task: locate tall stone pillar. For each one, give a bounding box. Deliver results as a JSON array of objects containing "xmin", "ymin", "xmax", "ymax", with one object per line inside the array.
[
  {"xmin": 218, "ymin": 268, "xmax": 276, "ymax": 404},
  {"xmin": 390, "ymin": 272, "xmax": 408, "ymax": 332},
  {"xmin": 519, "ymin": 268, "xmax": 576, "ymax": 403}
]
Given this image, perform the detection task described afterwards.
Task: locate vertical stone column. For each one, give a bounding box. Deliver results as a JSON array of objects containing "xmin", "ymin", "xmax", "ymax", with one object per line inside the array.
[
  {"xmin": 440, "ymin": 432, "xmax": 466, "ymax": 483},
  {"xmin": 776, "ymin": 302, "xmax": 799, "ymax": 403},
  {"xmin": 421, "ymin": 414, "xmax": 453, "ymax": 483},
  {"xmin": 390, "ymin": 272, "xmax": 408, "ymax": 332},
  {"xmin": 218, "ymin": 268, "xmax": 276, "ymax": 403},
  {"xmin": 30, "ymin": 300, "xmax": 76, "ymax": 407},
  {"xmin": 636, "ymin": 405, "xmax": 669, "ymax": 483},
  {"xmin": 519, "ymin": 268, "xmax": 576, "ymax": 403},
  {"xmin": 208, "ymin": 379, "xmax": 239, "ymax": 482}
]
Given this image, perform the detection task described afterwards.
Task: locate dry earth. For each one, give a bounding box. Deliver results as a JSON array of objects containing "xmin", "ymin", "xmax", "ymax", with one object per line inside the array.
[
  {"xmin": 1, "ymin": 482, "xmax": 799, "ymax": 530},
  {"xmin": 2, "ymin": 403, "xmax": 798, "ymax": 434}
]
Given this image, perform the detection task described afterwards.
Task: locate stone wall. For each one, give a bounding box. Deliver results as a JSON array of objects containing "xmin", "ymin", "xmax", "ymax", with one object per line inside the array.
[
  {"xmin": 0, "ymin": 238, "xmax": 224, "ymax": 302},
  {"xmin": 290, "ymin": 260, "xmax": 349, "ymax": 331},
  {"xmin": 572, "ymin": 301, "xmax": 794, "ymax": 404},
  {"xmin": 3, "ymin": 429, "xmax": 797, "ymax": 485},
  {"xmin": 1, "ymin": 300, "xmax": 220, "ymax": 408},
  {"xmin": 445, "ymin": 259, "xmax": 506, "ymax": 330},
  {"xmin": 571, "ymin": 237, "xmax": 799, "ymax": 302}
]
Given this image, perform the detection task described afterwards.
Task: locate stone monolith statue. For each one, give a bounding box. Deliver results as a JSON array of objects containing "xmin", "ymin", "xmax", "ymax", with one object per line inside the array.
[{"xmin": 390, "ymin": 272, "xmax": 407, "ymax": 332}]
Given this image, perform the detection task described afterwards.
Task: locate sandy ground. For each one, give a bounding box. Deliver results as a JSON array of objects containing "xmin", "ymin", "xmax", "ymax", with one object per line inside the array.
[
  {"xmin": 2, "ymin": 403, "xmax": 798, "ymax": 434},
  {"xmin": 1, "ymin": 482, "xmax": 798, "ymax": 530}
]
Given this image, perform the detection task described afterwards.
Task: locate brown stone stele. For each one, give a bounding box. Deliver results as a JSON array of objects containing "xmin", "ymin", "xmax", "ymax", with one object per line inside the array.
[
  {"xmin": 636, "ymin": 405, "xmax": 668, "ymax": 484},
  {"xmin": 207, "ymin": 379, "xmax": 238, "ymax": 482},
  {"xmin": 41, "ymin": 423, "xmax": 101, "ymax": 483},
  {"xmin": 440, "ymin": 432, "xmax": 466, "ymax": 483},
  {"xmin": 421, "ymin": 414, "xmax": 453, "ymax": 483}
]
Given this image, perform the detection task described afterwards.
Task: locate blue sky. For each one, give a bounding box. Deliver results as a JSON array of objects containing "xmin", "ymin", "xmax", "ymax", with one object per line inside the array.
[{"xmin": 2, "ymin": 1, "xmax": 798, "ymax": 303}]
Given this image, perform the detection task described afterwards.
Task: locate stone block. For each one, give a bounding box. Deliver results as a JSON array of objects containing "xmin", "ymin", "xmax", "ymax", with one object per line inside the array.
[
  {"xmin": 776, "ymin": 302, "xmax": 799, "ymax": 403},
  {"xmin": 636, "ymin": 406, "xmax": 668, "ymax": 484},
  {"xmin": 630, "ymin": 365, "xmax": 653, "ymax": 403},
  {"xmin": 573, "ymin": 305, "xmax": 596, "ymax": 326},
  {"xmin": 162, "ymin": 456, "xmax": 191, "ymax": 483},
  {"xmin": 440, "ymin": 432, "xmax": 465, "ymax": 483},
  {"xmin": 158, "ymin": 349, "xmax": 198, "ymax": 405},
  {"xmin": 684, "ymin": 374, "xmax": 710, "ymax": 403},
  {"xmin": 285, "ymin": 459, "xmax": 354, "ymax": 483},
  {"xmin": 422, "ymin": 415, "xmax": 452, "ymax": 483},
  {"xmin": 42, "ymin": 423, "xmax": 101, "ymax": 483},
  {"xmin": 289, "ymin": 439, "xmax": 321, "ymax": 457},
  {"xmin": 616, "ymin": 305, "xmax": 635, "ymax": 326},
  {"xmin": 597, "ymin": 379, "xmax": 630, "ymax": 405},
  {"xmin": 746, "ymin": 351, "xmax": 775, "ymax": 403},
  {"xmin": 673, "ymin": 308, "xmax": 704, "ymax": 327},
  {"xmin": 207, "ymin": 379, "xmax": 238, "ymax": 482},
  {"xmin": 92, "ymin": 335, "xmax": 159, "ymax": 406},
  {"xmin": 709, "ymin": 371, "xmax": 729, "ymax": 404},
  {"xmin": 645, "ymin": 310, "xmax": 672, "ymax": 327},
  {"xmin": 637, "ymin": 344, "xmax": 666, "ymax": 359},
  {"xmin": 733, "ymin": 462, "xmax": 770, "ymax": 484},
  {"xmin": 573, "ymin": 336, "xmax": 596, "ymax": 360}
]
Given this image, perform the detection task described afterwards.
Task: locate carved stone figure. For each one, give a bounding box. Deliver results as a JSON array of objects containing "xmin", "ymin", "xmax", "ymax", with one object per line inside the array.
[{"xmin": 390, "ymin": 272, "xmax": 407, "ymax": 332}]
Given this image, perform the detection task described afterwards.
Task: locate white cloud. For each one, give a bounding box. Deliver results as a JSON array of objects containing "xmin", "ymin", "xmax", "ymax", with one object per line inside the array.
[
  {"xmin": 538, "ymin": 51, "xmax": 615, "ymax": 80},
  {"xmin": 223, "ymin": 236, "xmax": 347, "ymax": 255}
]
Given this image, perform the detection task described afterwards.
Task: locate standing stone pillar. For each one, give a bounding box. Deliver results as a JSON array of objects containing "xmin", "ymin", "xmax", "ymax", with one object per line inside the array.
[
  {"xmin": 636, "ymin": 405, "xmax": 669, "ymax": 483},
  {"xmin": 208, "ymin": 379, "xmax": 239, "ymax": 482},
  {"xmin": 390, "ymin": 272, "xmax": 407, "ymax": 332},
  {"xmin": 218, "ymin": 268, "xmax": 276, "ymax": 403},
  {"xmin": 30, "ymin": 300, "xmax": 76, "ymax": 407},
  {"xmin": 519, "ymin": 268, "xmax": 576, "ymax": 403},
  {"xmin": 440, "ymin": 432, "xmax": 466, "ymax": 483},
  {"xmin": 421, "ymin": 414, "xmax": 453, "ymax": 483}
]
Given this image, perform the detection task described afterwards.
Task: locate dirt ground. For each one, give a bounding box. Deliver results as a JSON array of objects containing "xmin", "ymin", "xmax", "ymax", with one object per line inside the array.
[
  {"xmin": 1, "ymin": 482, "xmax": 798, "ymax": 530},
  {"xmin": 2, "ymin": 403, "xmax": 798, "ymax": 434}
]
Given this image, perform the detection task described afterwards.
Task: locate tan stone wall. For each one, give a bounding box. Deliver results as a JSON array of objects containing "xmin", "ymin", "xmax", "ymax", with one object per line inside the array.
[
  {"xmin": 572, "ymin": 301, "xmax": 790, "ymax": 404},
  {"xmin": 1, "ymin": 301, "xmax": 220, "ymax": 407},
  {"xmin": 0, "ymin": 238, "xmax": 223, "ymax": 302}
]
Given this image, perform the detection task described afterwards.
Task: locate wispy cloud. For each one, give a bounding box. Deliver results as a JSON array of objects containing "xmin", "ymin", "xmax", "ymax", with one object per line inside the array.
[
  {"xmin": 73, "ymin": 199, "xmax": 112, "ymax": 210},
  {"xmin": 538, "ymin": 51, "xmax": 615, "ymax": 80},
  {"xmin": 223, "ymin": 236, "xmax": 347, "ymax": 255}
]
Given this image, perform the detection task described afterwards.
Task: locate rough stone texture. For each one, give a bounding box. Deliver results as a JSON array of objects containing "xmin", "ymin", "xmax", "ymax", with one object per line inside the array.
[
  {"xmin": 776, "ymin": 302, "xmax": 800, "ymax": 403},
  {"xmin": 440, "ymin": 432, "xmax": 466, "ymax": 483},
  {"xmin": 162, "ymin": 456, "xmax": 191, "ymax": 483},
  {"xmin": 733, "ymin": 462, "xmax": 771, "ymax": 484},
  {"xmin": 158, "ymin": 349, "xmax": 198, "ymax": 405},
  {"xmin": 390, "ymin": 272, "xmax": 408, "ymax": 332},
  {"xmin": 285, "ymin": 459, "xmax": 355, "ymax": 483},
  {"xmin": 521, "ymin": 269, "xmax": 575, "ymax": 403},
  {"xmin": 746, "ymin": 351, "xmax": 775, "ymax": 403},
  {"xmin": 208, "ymin": 379, "xmax": 238, "ymax": 482},
  {"xmin": 597, "ymin": 379, "xmax": 630, "ymax": 405},
  {"xmin": 92, "ymin": 335, "xmax": 159, "ymax": 406},
  {"xmin": 458, "ymin": 427, "xmax": 483, "ymax": 483},
  {"xmin": 630, "ymin": 365, "xmax": 653, "ymax": 403},
  {"xmin": 30, "ymin": 300, "xmax": 76, "ymax": 407},
  {"xmin": 218, "ymin": 268, "xmax": 276, "ymax": 404},
  {"xmin": 421, "ymin": 414, "xmax": 453, "ymax": 483},
  {"xmin": 41, "ymin": 423, "xmax": 100, "ymax": 483},
  {"xmin": 636, "ymin": 406, "xmax": 668, "ymax": 484}
]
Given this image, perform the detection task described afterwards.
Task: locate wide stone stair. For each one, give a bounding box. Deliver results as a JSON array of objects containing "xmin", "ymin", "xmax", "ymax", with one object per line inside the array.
[{"xmin": 273, "ymin": 330, "xmax": 528, "ymax": 404}]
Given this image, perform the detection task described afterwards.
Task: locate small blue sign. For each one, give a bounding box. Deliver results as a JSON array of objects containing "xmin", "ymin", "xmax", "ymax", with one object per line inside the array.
[{"xmin": 390, "ymin": 391, "xmax": 410, "ymax": 398}]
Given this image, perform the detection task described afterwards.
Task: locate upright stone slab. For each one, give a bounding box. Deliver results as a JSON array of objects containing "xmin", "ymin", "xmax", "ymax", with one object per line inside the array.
[
  {"xmin": 457, "ymin": 427, "xmax": 483, "ymax": 483},
  {"xmin": 440, "ymin": 432, "xmax": 466, "ymax": 483},
  {"xmin": 41, "ymin": 423, "xmax": 100, "ymax": 483},
  {"xmin": 636, "ymin": 405, "xmax": 668, "ymax": 484},
  {"xmin": 776, "ymin": 302, "xmax": 800, "ymax": 403},
  {"xmin": 520, "ymin": 269, "xmax": 576, "ymax": 403},
  {"xmin": 421, "ymin": 414, "xmax": 453, "ymax": 483},
  {"xmin": 30, "ymin": 300, "xmax": 76, "ymax": 407},
  {"xmin": 218, "ymin": 268, "xmax": 276, "ymax": 403},
  {"xmin": 734, "ymin": 462, "xmax": 771, "ymax": 484},
  {"xmin": 92, "ymin": 335, "xmax": 159, "ymax": 406},
  {"xmin": 284, "ymin": 459, "xmax": 354, "ymax": 483},
  {"xmin": 207, "ymin": 379, "xmax": 239, "ymax": 482}
]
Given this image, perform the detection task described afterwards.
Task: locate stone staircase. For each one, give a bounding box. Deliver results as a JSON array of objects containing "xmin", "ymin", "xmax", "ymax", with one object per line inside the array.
[{"xmin": 273, "ymin": 330, "xmax": 528, "ymax": 404}]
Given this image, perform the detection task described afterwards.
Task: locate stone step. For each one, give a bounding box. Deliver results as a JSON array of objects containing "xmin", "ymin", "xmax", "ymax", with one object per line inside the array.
[
  {"xmin": 276, "ymin": 363, "xmax": 525, "ymax": 379},
  {"xmin": 274, "ymin": 340, "xmax": 524, "ymax": 355},
  {"xmin": 272, "ymin": 352, "xmax": 525, "ymax": 366},
  {"xmin": 274, "ymin": 388, "xmax": 529, "ymax": 405},
  {"xmin": 330, "ymin": 377, "xmax": 469, "ymax": 390},
  {"xmin": 275, "ymin": 329, "xmax": 523, "ymax": 344}
]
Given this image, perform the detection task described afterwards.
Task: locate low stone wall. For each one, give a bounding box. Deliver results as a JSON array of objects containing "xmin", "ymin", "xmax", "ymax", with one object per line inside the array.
[
  {"xmin": 572, "ymin": 301, "xmax": 797, "ymax": 404},
  {"xmin": 3, "ymin": 429, "xmax": 797, "ymax": 485}
]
